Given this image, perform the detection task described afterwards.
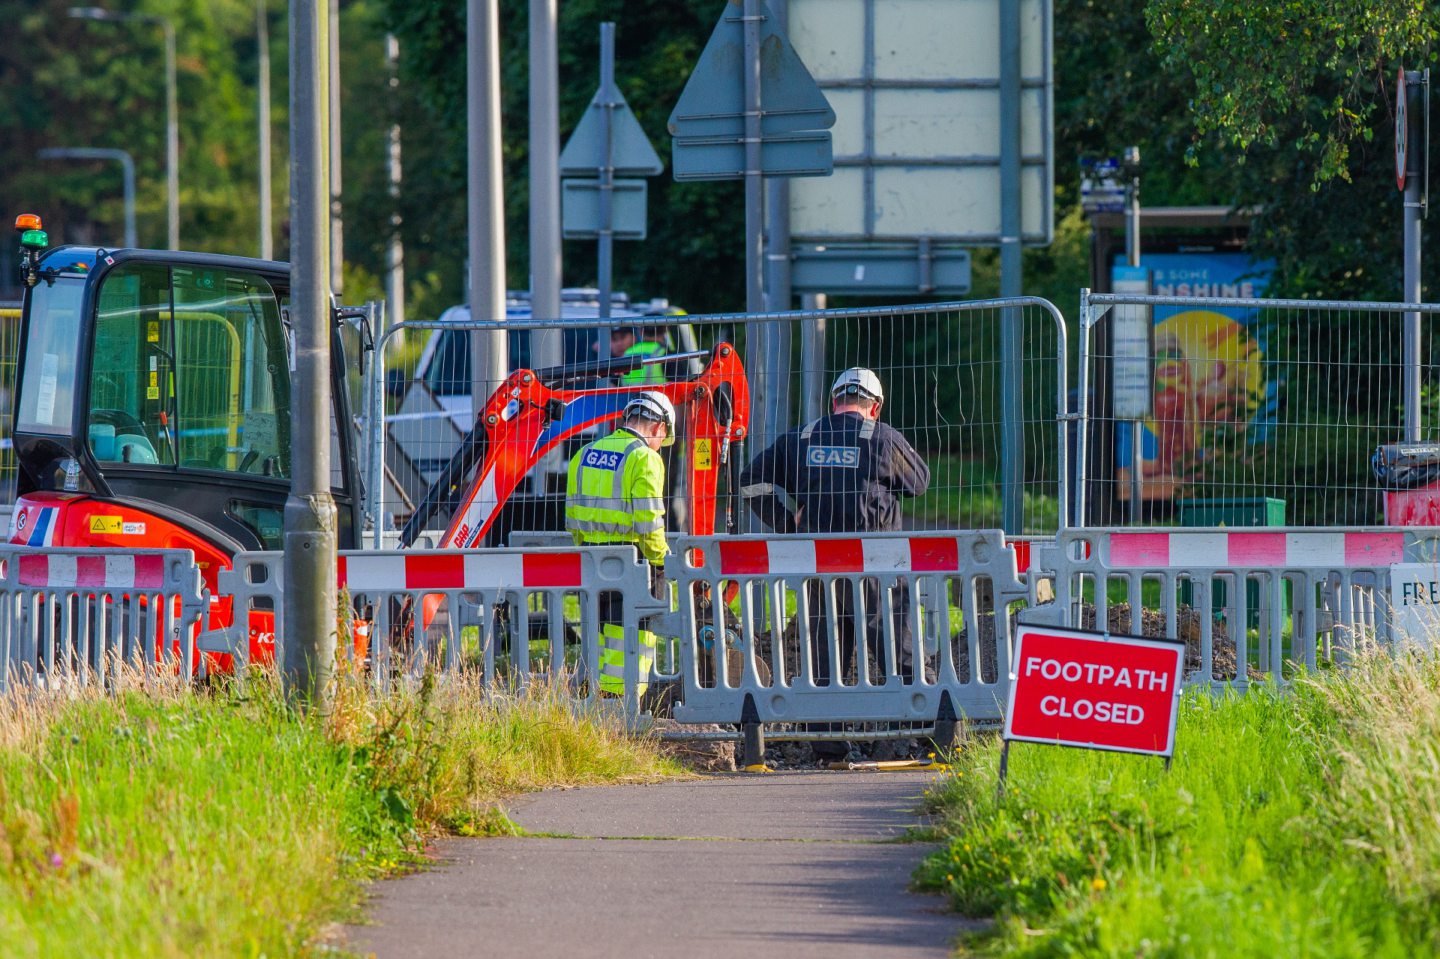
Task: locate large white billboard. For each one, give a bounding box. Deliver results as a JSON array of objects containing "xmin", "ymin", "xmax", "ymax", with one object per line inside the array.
[{"xmin": 787, "ymin": 0, "xmax": 1054, "ymax": 244}]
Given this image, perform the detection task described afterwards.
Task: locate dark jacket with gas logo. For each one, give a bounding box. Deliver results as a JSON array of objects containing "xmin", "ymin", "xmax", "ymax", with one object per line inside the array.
[{"xmin": 738, "ymin": 411, "xmax": 931, "ymax": 534}]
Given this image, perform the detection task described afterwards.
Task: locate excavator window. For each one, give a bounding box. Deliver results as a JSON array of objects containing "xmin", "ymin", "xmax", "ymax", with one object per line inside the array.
[
  {"xmin": 91, "ymin": 264, "xmax": 176, "ymax": 466},
  {"xmin": 15, "ymin": 276, "xmax": 86, "ymax": 436},
  {"xmin": 88, "ymin": 264, "xmax": 291, "ymax": 478}
]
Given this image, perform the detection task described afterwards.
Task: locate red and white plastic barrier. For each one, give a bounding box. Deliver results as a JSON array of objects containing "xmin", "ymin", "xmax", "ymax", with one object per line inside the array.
[
  {"xmin": 1032, "ymin": 527, "xmax": 1440, "ymax": 690},
  {"xmin": 670, "ymin": 530, "xmax": 1027, "ymax": 726},
  {"xmin": 17, "ymin": 553, "xmax": 168, "ymax": 590},
  {"xmin": 1107, "ymin": 531, "xmax": 1404, "ymax": 568},
  {"xmin": 715, "ymin": 536, "xmax": 963, "ymax": 576},
  {"xmin": 1, "ymin": 546, "xmax": 206, "ymax": 692},
  {"xmin": 338, "ymin": 550, "xmax": 585, "ymax": 591}
]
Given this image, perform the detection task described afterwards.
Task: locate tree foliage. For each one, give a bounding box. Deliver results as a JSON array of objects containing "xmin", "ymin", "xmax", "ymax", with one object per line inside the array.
[
  {"xmin": 379, "ymin": 0, "xmax": 744, "ymax": 313},
  {"xmin": 1147, "ymin": 0, "xmax": 1437, "ymax": 184},
  {"xmin": 1045, "ymin": 0, "xmax": 1436, "ymax": 301},
  {"xmin": 0, "ymin": 0, "xmax": 284, "ymax": 266},
  {"xmin": 2, "ymin": 0, "xmax": 1432, "ymax": 313}
]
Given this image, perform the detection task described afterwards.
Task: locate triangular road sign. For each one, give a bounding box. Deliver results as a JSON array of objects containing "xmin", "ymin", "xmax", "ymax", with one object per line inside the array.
[
  {"xmin": 561, "ymin": 81, "xmax": 664, "ymax": 177},
  {"xmin": 668, "ymin": 0, "xmax": 836, "ymax": 140}
]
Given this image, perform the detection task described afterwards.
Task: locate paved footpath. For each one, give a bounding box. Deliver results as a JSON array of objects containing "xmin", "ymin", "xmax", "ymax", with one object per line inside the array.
[{"xmin": 344, "ymin": 771, "xmax": 968, "ymax": 958}]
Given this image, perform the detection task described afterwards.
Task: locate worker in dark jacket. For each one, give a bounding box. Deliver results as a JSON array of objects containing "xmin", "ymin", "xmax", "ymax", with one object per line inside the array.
[{"xmin": 738, "ymin": 368, "xmax": 931, "ymax": 691}]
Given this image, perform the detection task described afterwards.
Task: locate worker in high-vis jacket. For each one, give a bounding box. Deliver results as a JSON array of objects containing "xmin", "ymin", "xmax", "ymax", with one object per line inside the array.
[
  {"xmin": 611, "ymin": 324, "xmax": 669, "ymax": 386},
  {"xmin": 565, "ymin": 391, "xmax": 675, "ymax": 697}
]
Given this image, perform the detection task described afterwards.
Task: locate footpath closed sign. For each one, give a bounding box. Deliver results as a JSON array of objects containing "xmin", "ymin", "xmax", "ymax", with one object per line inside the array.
[{"xmin": 1004, "ymin": 624, "xmax": 1185, "ymax": 757}]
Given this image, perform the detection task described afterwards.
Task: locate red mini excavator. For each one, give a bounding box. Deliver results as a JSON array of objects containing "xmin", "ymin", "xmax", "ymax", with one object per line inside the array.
[{"xmin": 5, "ymin": 215, "xmax": 750, "ymax": 670}]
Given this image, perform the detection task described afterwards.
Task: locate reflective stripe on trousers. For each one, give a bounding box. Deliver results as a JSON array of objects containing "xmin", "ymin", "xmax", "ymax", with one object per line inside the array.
[{"xmin": 599, "ymin": 622, "xmax": 657, "ymax": 696}]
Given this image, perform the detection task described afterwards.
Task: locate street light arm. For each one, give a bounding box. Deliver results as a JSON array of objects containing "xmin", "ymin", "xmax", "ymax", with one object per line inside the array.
[
  {"xmin": 39, "ymin": 147, "xmax": 129, "ymax": 163},
  {"xmin": 35, "ymin": 148, "xmax": 137, "ymax": 249},
  {"xmin": 68, "ymin": 7, "xmax": 168, "ymax": 26}
]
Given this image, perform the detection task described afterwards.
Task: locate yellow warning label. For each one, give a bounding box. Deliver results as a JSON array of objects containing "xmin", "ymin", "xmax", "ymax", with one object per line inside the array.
[
  {"xmin": 147, "ymin": 321, "xmax": 160, "ymax": 343},
  {"xmin": 146, "ymin": 387, "xmax": 160, "ymax": 400},
  {"xmin": 694, "ymin": 439, "xmax": 713, "ymax": 471},
  {"xmin": 88, "ymin": 515, "xmax": 123, "ymax": 535},
  {"xmin": 148, "ymin": 371, "xmax": 158, "ymax": 387}
]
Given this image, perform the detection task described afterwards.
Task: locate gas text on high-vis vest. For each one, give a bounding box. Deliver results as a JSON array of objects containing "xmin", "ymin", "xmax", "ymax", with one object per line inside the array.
[{"xmin": 583, "ymin": 448, "xmax": 624, "ymax": 471}]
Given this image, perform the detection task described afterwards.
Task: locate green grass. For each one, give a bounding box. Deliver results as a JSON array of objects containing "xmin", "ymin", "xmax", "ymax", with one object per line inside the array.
[
  {"xmin": 917, "ymin": 657, "xmax": 1440, "ymax": 957},
  {"xmin": 0, "ymin": 670, "xmax": 678, "ymax": 958},
  {"xmin": 907, "ymin": 454, "xmax": 1060, "ymax": 534}
]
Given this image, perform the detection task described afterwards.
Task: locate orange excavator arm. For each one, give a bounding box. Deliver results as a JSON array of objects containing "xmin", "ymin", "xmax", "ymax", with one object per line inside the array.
[{"xmin": 400, "ymin": 343, "xmax": 750, "ymax": 549}]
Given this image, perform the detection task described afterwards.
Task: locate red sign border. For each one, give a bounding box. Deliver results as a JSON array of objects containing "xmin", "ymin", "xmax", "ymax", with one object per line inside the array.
[
  {"xmin": 1003, "ymin": 623, "xmax": 1186, "ymax": 759},
  {"xmin": 1397, "ymin": 66, "xmax": 1409, "ymax": 191}
]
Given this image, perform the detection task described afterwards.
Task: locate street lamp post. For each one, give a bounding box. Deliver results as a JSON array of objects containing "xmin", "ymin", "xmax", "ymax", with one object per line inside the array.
[
  {"xmin": 257, "ymin": 0, "xmax": 273, "ymax": 260},
  {"xmin": 68, "ymin": 7, "xmax": 178, "ymax": 250},
  {"xmin": 37, "ymin": 148, "xmax": 137, "ymax": 248}
]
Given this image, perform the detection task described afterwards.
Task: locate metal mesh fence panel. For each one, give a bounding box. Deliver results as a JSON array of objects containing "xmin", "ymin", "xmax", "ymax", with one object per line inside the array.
[
  {"xmin": 367, "ymin": 298, "xmax": 1067, "ymax": 545},
  {"xmin": 1079, "ymin": 294, "xmax": 1440, "ymax": 527},
  {"xmin": 0, "ymin": 306, "xmax": 18, "ymax": 505}
]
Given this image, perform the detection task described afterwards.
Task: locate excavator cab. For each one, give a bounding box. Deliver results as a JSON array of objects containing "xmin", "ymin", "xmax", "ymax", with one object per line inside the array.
[
  {"xmin": 8, "ymin": 216, "xmax": 364, "ymax": 562},
  {"xmin": 6, "ymin": 214, "xmax": 751, "ymax": 675}
]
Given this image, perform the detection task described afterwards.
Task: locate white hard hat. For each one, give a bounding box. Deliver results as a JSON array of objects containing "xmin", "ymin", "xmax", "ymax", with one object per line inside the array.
[
  {"xmin": 830, "ymin": 367, "xmax": 884, "ymax": 404},
  {"xmin": 624, "ymin": 390, "xmax": 677, "ymax": 446}
]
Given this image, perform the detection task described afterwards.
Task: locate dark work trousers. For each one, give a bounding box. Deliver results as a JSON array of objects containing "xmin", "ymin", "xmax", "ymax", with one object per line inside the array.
[{"xmin": 805, "ymin": 577, "xmax": 914, "ymax": 685}]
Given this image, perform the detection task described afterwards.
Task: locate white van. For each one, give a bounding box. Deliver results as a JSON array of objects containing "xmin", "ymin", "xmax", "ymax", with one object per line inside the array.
[{"xmin": 383, "ymin": 289, "xmax": 699, "ymax": 543}]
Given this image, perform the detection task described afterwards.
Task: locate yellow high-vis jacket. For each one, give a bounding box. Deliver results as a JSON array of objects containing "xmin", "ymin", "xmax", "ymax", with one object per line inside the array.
[
  {"xmin": 619, "ymin": 340, "xmax": 667, "ymax": 386},
  {"xmin": 564, "ymin": 427, "xmax": 668, "ymax": 566}
]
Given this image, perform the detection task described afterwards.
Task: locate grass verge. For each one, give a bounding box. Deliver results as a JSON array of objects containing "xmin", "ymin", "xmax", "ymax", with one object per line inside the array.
[
  {"xmin": 0, "ymin": 670, "xmax": 678, "ymax": 958},
  {"xmin": 918, "ymin": 655, "xmax": 1440, "ymax": 957}
]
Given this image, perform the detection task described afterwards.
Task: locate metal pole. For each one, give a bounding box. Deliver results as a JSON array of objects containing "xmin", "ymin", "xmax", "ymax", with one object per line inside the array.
[
  {"xmin": 800, "ymin": 293, "xmax": 827, "ymax": 422},
  {"xmin": 1404, "ymin": 70, "xmax": 1426, "ymax": 443},
  {"xmin": 742, "ymin": 0, "xmax": 763, "ymax": 316},
  {"xmin": 1125, "ymin": 146, "xmax": 1143, "ymax": 523},
  {"xmin": 468, "ymin": 0, "xmax": 508, "ymax": 420},
  {"xmin": 742, "ymin": 0, "xmax": 767, "ymax": 453},
  {"xmin": 597, "ymin": 23, "xmax": 615, "ymax": 335},
  {"xmin": 995, "ymin": 739, "xmax": 1011, "ymax": 800},
  {"xmin": 529, "ymin": 0, "xmax": 563, "ymax": 366},
  {"xmin": 384, "ymin": 33, "xmax": 405, "ymax": 334},
  {"xmin": 37, "ymin": 148, "xmax": 137, "ymax": 249},
  {"xmin": 163, "ymin": 18, "xmax": 178, "ymax": 250},
  {"xmin": 369, "ymin": 320, "xmax": 388, "ymax": 549},
  {"xmin": 328, "ymin": 0, "xmax": 344, "ymax": 294},
  {"xmin": 998, "ymin": 0, "xmax": 1023, "ymax": 534},
  {"xmin": 284, "ymin": 0, "xmax": 338, "ymax": 709},
  {"xmin": 1074, "ymin": 289, "xmax": 1091, "ymax": 527},
  {"xmin": 763, "ymin": 0, "xmax": 792, "ymax": 440},
  {"xmin": 257, "ymin": 0, "xmax": 273, "ymax": 260},
  {"xmin": 119, "ymin": 151, "xmax": 136, "ymax": 249}
]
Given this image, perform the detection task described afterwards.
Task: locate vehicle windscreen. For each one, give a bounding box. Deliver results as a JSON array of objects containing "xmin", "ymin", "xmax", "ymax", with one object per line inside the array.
[
  {"xmin": 87, "ymin": 262, "xmax": 291, "ymax": 477},
  {"xmin": 15, "ymin": 276, "xmax": 86, "ymax": 435}
]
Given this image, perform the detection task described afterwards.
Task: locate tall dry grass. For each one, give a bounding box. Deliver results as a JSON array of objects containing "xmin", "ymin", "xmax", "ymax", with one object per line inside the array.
[
  {"xmin": 0, "ymin": 669, "xmax": 195, "ymax": 751},
  {"xmin": 0, "ymin": 661, "xmax": 679, "ymax": 957},
  {"xmin": 324, "ymin": 663, "xmax": 682, "ymax": 832},
  {"xmin": 1311, "ymin": 652, "xmax": 1440, "ymax": 908}
]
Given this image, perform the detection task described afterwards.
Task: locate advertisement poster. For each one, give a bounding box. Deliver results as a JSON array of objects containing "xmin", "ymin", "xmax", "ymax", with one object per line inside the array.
[{"xmin": 1114, "ymin": 252, "xmax": 1275, "ymax": 501}]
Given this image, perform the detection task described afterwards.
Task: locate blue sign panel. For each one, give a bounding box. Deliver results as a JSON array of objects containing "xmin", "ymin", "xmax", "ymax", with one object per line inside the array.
[{"xmin": 668, "ymin": 0, "xmax": 835, "ymax": 181}]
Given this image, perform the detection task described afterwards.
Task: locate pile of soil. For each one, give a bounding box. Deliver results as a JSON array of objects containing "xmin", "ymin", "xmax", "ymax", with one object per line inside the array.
[{"xmin": 1072, "ymin": 601, "xmax": 1244, "ymax": 680}]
